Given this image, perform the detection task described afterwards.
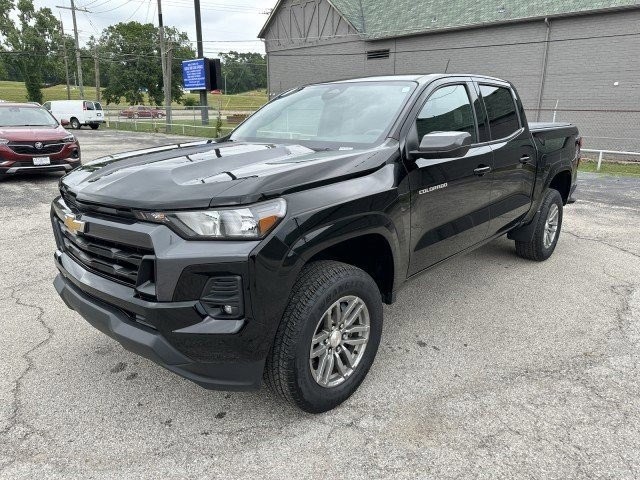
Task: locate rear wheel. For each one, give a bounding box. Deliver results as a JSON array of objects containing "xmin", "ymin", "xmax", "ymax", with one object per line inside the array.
[
  {"xmin": 264, "ymin": 260, "xmax": 383, "ymax": 413},
  {"xmin": 515, "ymin": 188, "xmax": 563, "ymax": 261},
  {"xmin": 70, "ymin": 117, "xmax": 81, "ymax": 129}
]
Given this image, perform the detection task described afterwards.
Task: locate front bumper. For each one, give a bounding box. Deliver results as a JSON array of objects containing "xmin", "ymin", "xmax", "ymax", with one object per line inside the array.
[
  {"xmin": 1, "ymin": 162, "xmax": 76, "ymax": 175},
  {"xmin": 51, "ymin": 197, "xmax": 269, "ymax": 391},
  {"xmin": 54, "ymin": 273, "xmax": 263, "ymax": 390}
]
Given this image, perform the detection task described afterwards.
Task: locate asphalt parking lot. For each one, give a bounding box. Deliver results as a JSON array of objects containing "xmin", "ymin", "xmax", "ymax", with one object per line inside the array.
[{"xmin": 1, "ymin": 129, "xmax": 639, "ymax": 479}]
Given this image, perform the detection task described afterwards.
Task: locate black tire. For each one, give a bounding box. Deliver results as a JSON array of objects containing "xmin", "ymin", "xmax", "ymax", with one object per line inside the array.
[
  {"xmin": 515, "ymin": 188, "xmax": 563, "ymax": 261},
  {"xmin": 90, "ymin": 124, "xmax": 99, "ymax": 130},
  {"xmin": 264, "ymin": 260, "xmax": 383, "ymax": 413},
  {"xmin": 70, "ymin": 117, "xmax": 81, "ymax": 130}
]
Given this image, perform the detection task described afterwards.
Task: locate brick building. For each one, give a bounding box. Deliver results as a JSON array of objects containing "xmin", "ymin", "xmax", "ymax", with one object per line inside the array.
[{"xmin": 259, "ymin": 1, "xmax": 640, "ymax": 151}]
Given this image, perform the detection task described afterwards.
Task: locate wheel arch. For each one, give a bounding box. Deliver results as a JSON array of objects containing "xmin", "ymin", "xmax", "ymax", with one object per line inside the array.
[
  {"xmin": 289, "ymin": 215, "xmax": 404, "ymax": 305},
  {"xmin": 548, "ymin": 169, "xmax": 572, "ymax": 205}
]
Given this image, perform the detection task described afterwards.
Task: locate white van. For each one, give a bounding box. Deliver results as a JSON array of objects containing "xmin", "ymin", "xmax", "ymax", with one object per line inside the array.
[{"xmin": 43, "ymin": 100, "xmax": 105, "ymax": 130}]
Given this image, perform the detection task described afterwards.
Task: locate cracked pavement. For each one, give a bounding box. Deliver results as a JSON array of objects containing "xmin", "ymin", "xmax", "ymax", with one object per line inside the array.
[{"xmin": 1, "ymin": 130, "xmax": 639, "ymax": 479}]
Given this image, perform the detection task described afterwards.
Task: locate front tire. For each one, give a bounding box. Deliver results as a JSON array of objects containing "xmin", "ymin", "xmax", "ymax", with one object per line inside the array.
[
  {"xmin": 90, "ymin": 124, "xmax": 99, "ymax": 130},
  {"xmin": 515, "ymin": 188, "xmax": 563, "ymax": 261},
  {"xmin": 265, "ymin": 260, "xmax": 383, "ymax": 413}
]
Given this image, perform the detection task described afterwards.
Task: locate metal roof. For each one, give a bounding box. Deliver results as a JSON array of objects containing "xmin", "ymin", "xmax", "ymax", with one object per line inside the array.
[{"xmin": 261, "ymin": 0, "xmax": 640, "ymax": 40}]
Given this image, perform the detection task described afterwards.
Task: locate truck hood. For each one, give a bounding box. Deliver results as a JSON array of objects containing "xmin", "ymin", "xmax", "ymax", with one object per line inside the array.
[{"xmin": 61, "ymin": 140, "xmax": 397, "ymax": 209}]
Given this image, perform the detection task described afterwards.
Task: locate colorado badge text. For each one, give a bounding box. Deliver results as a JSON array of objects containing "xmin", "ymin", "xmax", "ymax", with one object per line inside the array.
[{"xmin": 419, "ymin": 183, "xmax": 448, "ymax": 195}]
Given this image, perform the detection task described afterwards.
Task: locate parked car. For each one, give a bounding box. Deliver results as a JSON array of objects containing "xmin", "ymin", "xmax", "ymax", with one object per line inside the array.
[
  {"xmin": 44, "ymin": 100, "xmax": 104, "ymax": 130},
  {"xmin": 119, "ymin": 105, "xmax": 165, "ymax": 119},
  {"xmin": 0, "ymin": 102, "xmax": 80, "ymax": 177},
  {"xmin": 51, "ymin": 74, "xmax": 580, "ymax": 412}
]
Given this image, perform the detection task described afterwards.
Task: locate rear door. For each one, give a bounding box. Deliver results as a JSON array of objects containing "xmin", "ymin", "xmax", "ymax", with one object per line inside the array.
[
  {"xmin": 83, "ymin": 101, "xmax": 97, "ymax": 122},
  {"xmin": 475, "ymin": 82, "xmax": 537, "ymax": 234},
  {"xmin": 94, "ymin": 102, "xmax": 104, "ymax": 122},
  {"xmin": 406, "ymin": 80, "xmax": 494, "ymax": 275}
]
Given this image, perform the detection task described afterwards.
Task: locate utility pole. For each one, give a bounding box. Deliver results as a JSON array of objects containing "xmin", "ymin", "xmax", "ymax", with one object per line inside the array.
[
  {"xmin": 194, "ymin": 0, "xmax": 209, "ymax": 125},
  {"xmin": 94, "ymin": 45, "xmax": 101, "ymax": 102},
  {"xmin": 59, "ymin": 14, "xmax": 71, "ymax": 100},
  {"xmin": 157, "ymin": 0, "xmax": 172, "ymax": 131},
  {"xmin": 56, "ymin": 2, "xmax": 89, "ymax": 100}
]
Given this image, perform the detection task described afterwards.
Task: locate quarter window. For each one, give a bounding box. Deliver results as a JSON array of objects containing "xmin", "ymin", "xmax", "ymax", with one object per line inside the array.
[
  {"xmin": 479, "ymin": 85, "xmax": 520, "ymax": 139},
  {"xmin": 416, "ymin": 85, "xmax": 477, "ymax": 143}
]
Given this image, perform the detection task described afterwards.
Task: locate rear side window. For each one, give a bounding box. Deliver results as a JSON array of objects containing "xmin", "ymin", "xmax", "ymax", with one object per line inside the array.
[
  {"xmin": 416, "ymin": 84, "xmax": 477, "ymax": 143},
  {"xmin": 84, "ymin": 101, "xmax": 95, "ymax": 110},
  {"xmin": 479, "ymin": 85, "xmax": 520, "ymax": 139},
  {"xmin": 43, "ymin": 102, "xmax": 51, "ymax": 111}
]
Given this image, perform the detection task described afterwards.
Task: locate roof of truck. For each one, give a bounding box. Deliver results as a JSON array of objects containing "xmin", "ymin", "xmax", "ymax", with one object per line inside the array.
[{"xmin": 320, "ymin": 73, "xmax": 508, "ymax": 85}]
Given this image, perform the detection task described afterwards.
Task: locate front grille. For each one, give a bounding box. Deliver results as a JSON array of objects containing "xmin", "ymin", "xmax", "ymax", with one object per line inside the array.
[
  {"xmin": 10, "ymin": 142, "xmax": 64, "ymax": 155},
  {"xmin": 57, "ymin": 219, "xmax": 154, "ymax": 287},
  {"xmin": 61, "ymin": 190, "xmax": 136, "ymax": 219}
]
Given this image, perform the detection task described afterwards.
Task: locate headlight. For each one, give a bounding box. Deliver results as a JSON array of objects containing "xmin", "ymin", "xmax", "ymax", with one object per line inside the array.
[
  {"xmin": 135, "ymin": 198, "xmax": 287, "ymax": 240},
  {"xmin": 62, "ymin": 134, "xmax": 76, "ymax": 143},
  {"xmin": 0, "ymin": 138, "xmax": 9, "ymax": 145}
]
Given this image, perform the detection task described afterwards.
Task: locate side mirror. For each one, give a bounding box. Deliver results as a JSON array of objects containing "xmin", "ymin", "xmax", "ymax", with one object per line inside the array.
[
  {"xmin": 410, "ymin": 131, "xmax": 472, "ymax": 160},
  {"xmin": 61, "ymin": 119, "xmax": 70, "ymax": 127}
]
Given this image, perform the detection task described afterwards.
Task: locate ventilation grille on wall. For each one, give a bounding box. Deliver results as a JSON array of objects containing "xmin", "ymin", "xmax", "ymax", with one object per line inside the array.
[{"xmin": 366, "ymin": 49, "xmax": 390, "ymax": 60}]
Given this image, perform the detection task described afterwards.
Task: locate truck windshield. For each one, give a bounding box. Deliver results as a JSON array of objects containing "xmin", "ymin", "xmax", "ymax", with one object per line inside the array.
[
  {"xmin": 0, "ymin": 106, "xmax": 58, "ymax": 127},
  {"xmin": 230, "ymin": 81, "xmax": 416, "ymax": 146}
]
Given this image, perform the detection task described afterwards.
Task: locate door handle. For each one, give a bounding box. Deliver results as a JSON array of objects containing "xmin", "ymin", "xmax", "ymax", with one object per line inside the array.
[
  {"xmin": 520, "ymin": 155, "xmax": 531, "ymax": 164},
  {"xmin": 473, "ymin": 165, "xmax": 492, "ymax": 176}
]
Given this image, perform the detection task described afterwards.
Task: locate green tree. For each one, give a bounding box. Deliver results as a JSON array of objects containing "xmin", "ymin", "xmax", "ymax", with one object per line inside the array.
[
  {"xmin": 219, "ymin": 51, "xmax": 267, "ymax": 94},
  {"xmin": 99, "ymin": 21, "xmax": 194, "ymax": 105},
  {"xmin": 0, "ymin": 0, "xmax": 62, "ymax": 102}
]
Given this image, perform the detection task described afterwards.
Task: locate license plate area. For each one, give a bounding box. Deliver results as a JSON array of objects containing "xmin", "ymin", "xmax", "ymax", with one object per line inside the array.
[{"xmin": 33, "ymin": 157, "xmax": 51, "ymax": 166}]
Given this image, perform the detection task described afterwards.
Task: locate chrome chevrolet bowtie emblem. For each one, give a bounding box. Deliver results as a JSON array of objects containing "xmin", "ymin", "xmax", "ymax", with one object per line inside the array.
[
  {"xmin": 34, "ymin": 142, "xmax": 43, "ymax": 150},
  {"xmin": 63, "ymin": 213, "xmax": 86, "ymax": 235}
]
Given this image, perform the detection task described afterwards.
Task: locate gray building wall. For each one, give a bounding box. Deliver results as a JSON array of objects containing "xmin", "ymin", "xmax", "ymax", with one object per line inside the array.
[{"xmin": 264, "ymin": 7, "xmax": 640, "ymax": 151}]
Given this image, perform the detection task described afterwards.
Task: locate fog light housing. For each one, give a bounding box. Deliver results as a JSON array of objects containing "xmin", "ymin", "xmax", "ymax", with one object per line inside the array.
[{"xmin": 199, "ymin": 275, "xmax": 244, "ymax": 319}]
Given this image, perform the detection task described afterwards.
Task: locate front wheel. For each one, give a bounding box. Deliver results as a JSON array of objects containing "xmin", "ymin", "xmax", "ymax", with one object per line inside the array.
[
  {"xmin": 90, "ymin": 124, "xmax": 99, "ymax": 130},
  {"xmin": 515, "ymin": 188, "xmax": 563, "ymax": 261},
  {"xmin": 264, "ymin": 260, "xmax": 383, "ymax": 413}
]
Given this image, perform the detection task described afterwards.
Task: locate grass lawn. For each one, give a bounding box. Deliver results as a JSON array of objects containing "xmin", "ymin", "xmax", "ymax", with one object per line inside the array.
[
  {"xmin": 105, "ymin": 118, "xmax": 235, "ymax": 138},
  {"xmin": 578, "ymin": 158, "xmax": 640, "ymax": 176},
  {"xmin": 0, "ymin": 81, "xmax": 267, "ymax": 111}
]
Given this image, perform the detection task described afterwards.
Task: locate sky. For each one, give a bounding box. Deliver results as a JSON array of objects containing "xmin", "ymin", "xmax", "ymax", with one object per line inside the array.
[{"xmin": 34, "ymin": 0, "xmax": 276, "ymax": 54}]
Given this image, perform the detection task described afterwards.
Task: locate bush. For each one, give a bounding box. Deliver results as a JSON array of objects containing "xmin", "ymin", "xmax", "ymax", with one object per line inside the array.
[{"xmin": 182, "ymin": 97, "xmax": 197, "ymax": 108}]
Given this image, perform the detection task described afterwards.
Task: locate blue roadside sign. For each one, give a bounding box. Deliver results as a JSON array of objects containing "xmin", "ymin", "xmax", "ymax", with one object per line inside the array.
[{"xmin": 182, "ymin": 58, "xmax": 207, "ymax": 90}]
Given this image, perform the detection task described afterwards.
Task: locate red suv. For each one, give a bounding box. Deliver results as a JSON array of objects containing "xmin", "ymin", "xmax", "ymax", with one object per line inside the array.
[
  {"xmin": 0, "ymin": 103, "xmax": 81, "ymax": 177},
  {"xmin": 119, "ymin": 105, "xmax": 165, "ymax": 119}
]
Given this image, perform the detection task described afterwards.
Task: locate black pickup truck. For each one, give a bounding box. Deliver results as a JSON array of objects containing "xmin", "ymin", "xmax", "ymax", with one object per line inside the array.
[{"xmin": 51, "ymin": 74, "xmax": 580, "ymax": 412}]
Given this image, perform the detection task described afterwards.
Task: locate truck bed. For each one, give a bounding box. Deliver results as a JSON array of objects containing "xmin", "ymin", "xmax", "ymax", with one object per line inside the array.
[{"xmin": 529, "ymin": 121, "xmax": 578, "ymax": 136}]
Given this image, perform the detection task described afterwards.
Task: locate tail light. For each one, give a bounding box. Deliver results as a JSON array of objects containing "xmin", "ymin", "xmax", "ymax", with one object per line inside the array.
[{"xmin": 576, "ymin": 136, "xmax": 583, "ymax": 156}]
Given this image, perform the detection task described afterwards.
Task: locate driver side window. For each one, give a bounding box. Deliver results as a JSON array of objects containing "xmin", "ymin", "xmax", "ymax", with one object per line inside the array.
[{"xmin": 416, "ymin": 84, "xmax": 477, "ymax": 143}]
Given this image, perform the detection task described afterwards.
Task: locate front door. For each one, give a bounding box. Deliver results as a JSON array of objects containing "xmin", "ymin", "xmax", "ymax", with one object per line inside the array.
[{"xmin": 407, "ymin": 83, "xmax": 494, "ymax": 276}]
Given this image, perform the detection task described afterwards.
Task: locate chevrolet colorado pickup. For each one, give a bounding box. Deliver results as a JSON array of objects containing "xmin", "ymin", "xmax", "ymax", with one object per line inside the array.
[{"xmin": 51, "ymin": 75, "xmax": 580, "ymax": 413}]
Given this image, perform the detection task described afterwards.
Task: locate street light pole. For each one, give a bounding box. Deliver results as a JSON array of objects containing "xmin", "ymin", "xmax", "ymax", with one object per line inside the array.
[
  {"xmin": 194, "ymin": 0, "xmax": 209, "ymax": 125},
  {"xmin": 157, "ymin": 0, "xmax": 172, "ymax": 131}
]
